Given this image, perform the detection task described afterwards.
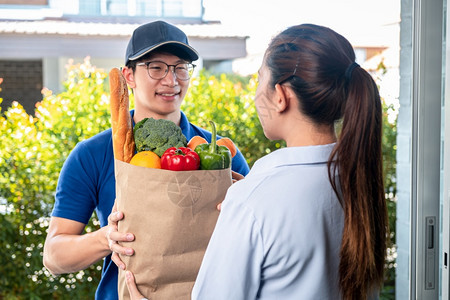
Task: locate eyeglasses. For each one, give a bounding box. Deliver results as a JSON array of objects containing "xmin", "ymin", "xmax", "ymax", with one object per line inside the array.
[{"xmin": 136, "ymin": 61, "xmax": 196, "ymax": 81}]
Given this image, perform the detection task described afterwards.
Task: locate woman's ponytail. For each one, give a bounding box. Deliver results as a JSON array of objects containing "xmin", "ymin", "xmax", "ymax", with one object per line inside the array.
[{"xmin": 329, "ymin": 65, "xmax": 388, "ymax": 299}]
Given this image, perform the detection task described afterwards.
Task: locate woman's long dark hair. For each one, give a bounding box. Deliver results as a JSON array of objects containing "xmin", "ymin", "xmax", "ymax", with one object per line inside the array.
[{"xmin": 265, "ymin": 24, "xmax": 388, "ymax": 299}]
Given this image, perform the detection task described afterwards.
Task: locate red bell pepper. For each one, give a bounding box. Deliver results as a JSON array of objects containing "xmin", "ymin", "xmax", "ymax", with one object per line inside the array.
[{"xmin": 161, "ymin": 147, "xmax": 200, "ymax": 171}]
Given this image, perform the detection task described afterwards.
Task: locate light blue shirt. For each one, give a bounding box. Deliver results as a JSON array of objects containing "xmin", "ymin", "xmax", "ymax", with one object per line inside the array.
[{"xmin": 192, "ymin": 144, "xmax": 344, "ymax": 299}]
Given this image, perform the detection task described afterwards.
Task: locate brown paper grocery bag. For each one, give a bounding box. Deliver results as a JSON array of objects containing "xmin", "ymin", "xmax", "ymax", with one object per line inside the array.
[{"xmin": 115, "ymin": 159, "xmax": 232, "ymax": 300}]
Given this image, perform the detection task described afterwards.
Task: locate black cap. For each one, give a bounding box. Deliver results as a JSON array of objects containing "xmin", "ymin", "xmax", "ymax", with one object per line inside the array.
[{"xmin": 125, "ymin": 20, "xmax": 199, "ymax": 65}]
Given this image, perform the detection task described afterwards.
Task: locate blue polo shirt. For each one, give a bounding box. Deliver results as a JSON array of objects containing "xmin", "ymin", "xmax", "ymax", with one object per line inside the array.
[{"xmin": 52, "ymin": 110, "xmax": 250, "ymax": 300}]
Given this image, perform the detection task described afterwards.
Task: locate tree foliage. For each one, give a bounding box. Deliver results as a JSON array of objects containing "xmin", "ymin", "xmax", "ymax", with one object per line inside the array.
[
  {"xmin": 0, "ymin": 58, "xmax": 108, "ymax": 299},
  {"xmin": 0, "ymin": 58, "xmax": 396, "ymax": 299},
  {"xmin": 183, "ymin": 71, "xmax": 285, "ymax": 167},
  {"xmin": 380, "ymin": 94, "xmax": 398, "ymax": 300}
]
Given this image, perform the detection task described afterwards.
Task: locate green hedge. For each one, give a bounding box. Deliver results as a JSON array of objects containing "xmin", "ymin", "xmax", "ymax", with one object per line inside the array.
[{"xmin": 0, "ymin": 58, "xmax": 396, "ymax": 299}]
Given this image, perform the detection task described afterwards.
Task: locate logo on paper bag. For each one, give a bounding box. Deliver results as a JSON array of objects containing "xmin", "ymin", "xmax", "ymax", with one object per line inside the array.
[{"xmin": 167, "ymin": 175, "xmax": 202, "ymax": 207}]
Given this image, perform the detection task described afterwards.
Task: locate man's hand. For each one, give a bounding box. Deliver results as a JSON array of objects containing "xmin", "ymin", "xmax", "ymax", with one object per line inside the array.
[
  {"xmin": 125, "ymin": 271, "xmax": 147, "ymax": 300},
  {"xmin": 231, "ymin": 171, "xmax": 245, "ymax": 183},
  {"xmin": 106, "ymin": 202, "xmax": 135, "ymax": 270},
  {"xmin": 43, "ymin": 217, "xmax": 110, "ymax": 275}
]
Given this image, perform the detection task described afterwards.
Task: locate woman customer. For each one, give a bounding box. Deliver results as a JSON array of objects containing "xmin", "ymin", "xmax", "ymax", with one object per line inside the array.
[{"xmin": 126, "ymin": 23, "xmax": 388, "ymax": 300}]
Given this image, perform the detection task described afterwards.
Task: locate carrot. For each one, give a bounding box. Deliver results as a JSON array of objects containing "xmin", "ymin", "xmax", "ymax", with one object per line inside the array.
[
  {"xmin": 217, "ymin": 137, "xmax": 237, "ymax": 158},
  {"xmin": 187, "ymin": 136, "xmax": 207, "ymax": 151},
  {"xmin": 188, "ymin": 135, "xmax": 237, "ymax": 158}
]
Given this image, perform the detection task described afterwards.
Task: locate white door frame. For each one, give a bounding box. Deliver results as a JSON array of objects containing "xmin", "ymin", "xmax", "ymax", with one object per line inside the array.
[{"xmin": 410, "ymin": 0, "xmax": 443, "ymax": 298}]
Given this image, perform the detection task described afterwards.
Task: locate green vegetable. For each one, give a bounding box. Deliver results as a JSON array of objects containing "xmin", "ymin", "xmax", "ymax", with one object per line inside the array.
[
  {"xmin": 133, "ymin": 117, "xmax": 187, "ymax": 157},
  {"xmin": 195, "ymin": 121, "xmax": 231, "ymax": 170}
]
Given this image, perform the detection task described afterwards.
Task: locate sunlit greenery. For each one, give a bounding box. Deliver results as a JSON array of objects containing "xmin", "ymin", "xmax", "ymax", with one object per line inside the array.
[
  {"xmin": 0, "ymin": 58, "xmax": 108, "ymax": 299},
  {"xmin": 183, "ymin": 71, "xmax": 285, "ymax": 167}
]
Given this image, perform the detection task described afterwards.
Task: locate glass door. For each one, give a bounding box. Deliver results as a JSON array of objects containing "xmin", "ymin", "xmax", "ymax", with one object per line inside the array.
[{"xmin": 397, "ymin": 0, "xmax": 444, "ymax": 298}]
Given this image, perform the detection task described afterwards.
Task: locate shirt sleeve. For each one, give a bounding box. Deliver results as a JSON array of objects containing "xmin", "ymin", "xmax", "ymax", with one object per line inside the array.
[
  {"xmin": 51, "ymin": 141, "xmax": 97, "ymax": 224},
  {"xmin": 231, "ymin": 148, "xmax": 250, "ymax": 176},
  {"xmin": 192, "ymin": 198, "xmax": 264, "ymax": 300}
]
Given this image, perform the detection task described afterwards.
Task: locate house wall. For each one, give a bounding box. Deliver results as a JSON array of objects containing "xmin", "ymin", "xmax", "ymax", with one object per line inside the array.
[{"xmin": 0, "ymin": 59, "xmax": 42, "ymax": 114}]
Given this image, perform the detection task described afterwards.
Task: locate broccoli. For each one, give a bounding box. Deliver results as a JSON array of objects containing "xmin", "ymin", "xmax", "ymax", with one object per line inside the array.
[{"xmin": 133, "ymin": 117, "xmax": 187, "ymax": 157}]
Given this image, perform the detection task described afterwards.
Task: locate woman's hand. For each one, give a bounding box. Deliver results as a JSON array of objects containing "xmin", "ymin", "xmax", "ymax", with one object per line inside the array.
[
  {"xmin": 106, "ymin": 202, "xmax": 135, "ymax": 270},
  {"xmin": 125, "ymin": 271, "xmax": 146, "ymax": 300}
]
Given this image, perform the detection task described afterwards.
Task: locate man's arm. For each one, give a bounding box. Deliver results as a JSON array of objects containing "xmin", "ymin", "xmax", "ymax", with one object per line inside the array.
[{"xmin": 43, "ymin": 217, "xmax": 111, "ymax": 275}]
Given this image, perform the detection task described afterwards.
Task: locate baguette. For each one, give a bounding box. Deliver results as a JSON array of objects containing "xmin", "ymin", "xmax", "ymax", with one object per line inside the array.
[{"xmin": 109, "ymin": 68, "xmax": 135, "ymax": 163}]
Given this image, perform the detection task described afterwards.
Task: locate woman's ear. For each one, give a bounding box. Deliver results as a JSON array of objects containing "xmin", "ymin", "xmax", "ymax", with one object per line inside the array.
[
  {"xmin": 274, "ymin": 83, "xmax": 291, "ymax": 113},
  {"xmin": 122, "ymin": 67, "xmax": 136, "ymax": 88}
]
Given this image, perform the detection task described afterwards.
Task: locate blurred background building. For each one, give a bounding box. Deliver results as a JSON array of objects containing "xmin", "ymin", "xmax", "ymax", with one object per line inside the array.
[
  {"xmin": 0, "ymin": 0, "xmax": 394, "ymax": 115},
  {"xmin": 0, "ymin": 0, "xmax": 248, "ymax": 113}
]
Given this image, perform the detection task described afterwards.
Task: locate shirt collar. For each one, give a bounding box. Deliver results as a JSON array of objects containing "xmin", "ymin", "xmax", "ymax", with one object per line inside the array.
[
  {"xmin": 249, "ymin": 143, "xmax": 336, "ymax": 174},
  {"xmin": 131, "ymin": 109, "xmax": 135, "ymax": 126},
  {"xmin": 179, "ymin": 111, "xmax": 189, "ymax": 133}
]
